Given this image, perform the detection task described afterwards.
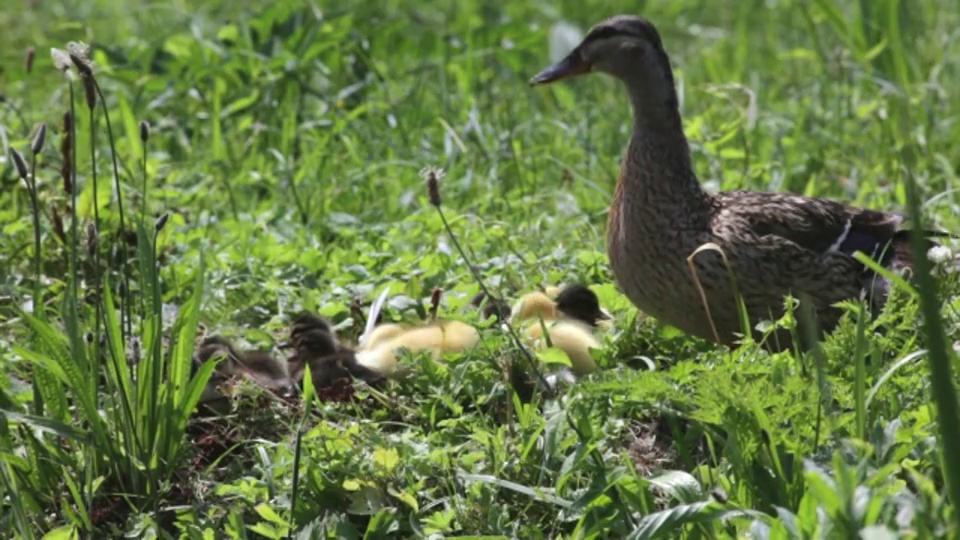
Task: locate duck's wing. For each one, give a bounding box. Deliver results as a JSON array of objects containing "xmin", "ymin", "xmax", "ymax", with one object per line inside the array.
[
  {"xmin": 703, "ymin": 191, "xmax": 958, "ymax": 321},
  {"xmin": 713, "ymin": 191, "xmax": 949, "ymax": 262}
]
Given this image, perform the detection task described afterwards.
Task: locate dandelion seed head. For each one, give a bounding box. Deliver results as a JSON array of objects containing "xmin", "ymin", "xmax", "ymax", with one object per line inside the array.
[
  {"xmin": 66, "ymin": 41, "xmax": 94, "ymax": 76},
  {"xmin": 50, "ymin": 48, "xmax": 71, "ymax": 71}
]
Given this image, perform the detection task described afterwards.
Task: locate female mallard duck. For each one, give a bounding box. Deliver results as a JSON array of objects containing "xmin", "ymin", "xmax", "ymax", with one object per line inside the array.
[
  {"xmin": 512, "ymin": 283, "xmax": 611, "ymax": 376},
  {"xmin": 530, "ymin": 15, "xmax": 951, "ymax": 350}
]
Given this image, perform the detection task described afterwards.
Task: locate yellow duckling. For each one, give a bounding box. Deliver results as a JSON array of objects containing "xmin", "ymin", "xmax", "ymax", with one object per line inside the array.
[
  {"xmin": 362, "ymin": 323, "xmax": 409, "ymax": 350},
  {"xmin": 511, "ymin": 283, "xmax": 612, "ymax": 376},
  {"xmin": 345, "ymin": 287, "xmax": 482, "ymax": 380},
  {"xmin": 354, "ymin": 319, "xmax": 480, "ymax": 379}
]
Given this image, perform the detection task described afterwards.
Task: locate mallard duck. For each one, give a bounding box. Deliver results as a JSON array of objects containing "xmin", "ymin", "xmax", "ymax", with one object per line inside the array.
[
  {"xmin": 511, "ymin": 283, "xmax": 611, "ymax": 376},
  {"xmin": 192, "ymin": 335, "xmax": 295, "ymax": 410},
  {"xmin": 530, "ymin": 15, "xmax": 953, "ymax": 350}
]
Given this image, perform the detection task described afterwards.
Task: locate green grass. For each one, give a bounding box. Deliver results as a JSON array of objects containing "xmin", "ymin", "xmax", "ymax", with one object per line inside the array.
[{"xmin": 2, "ymin": 0, "xmax": 960, "ymax": 537}]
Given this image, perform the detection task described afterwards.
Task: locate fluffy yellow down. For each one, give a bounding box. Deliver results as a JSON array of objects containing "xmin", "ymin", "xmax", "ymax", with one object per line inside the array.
[
  {"xmin": 523, "ymin": 320, "xmax": 600, "ymax": 376},
  {"xmin": 510, "ymin": 289, "xmax": 605, "ymax": 376},
  {"xmin": 510, "ymin": 291, "xmax": 558, "ymax": 323},
  {"xmin": 355, "ymin": 320, "xmax": 480, "ymax": 379}
]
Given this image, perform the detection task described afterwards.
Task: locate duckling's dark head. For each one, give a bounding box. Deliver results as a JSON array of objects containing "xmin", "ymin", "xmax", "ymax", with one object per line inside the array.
[
  {"xmin": 292, "ymin": 311, "xmax": 334, "ymax": 334},
  {"xmin": 555, "ymin": 284, "xmax": 611, "ymax": 327}
]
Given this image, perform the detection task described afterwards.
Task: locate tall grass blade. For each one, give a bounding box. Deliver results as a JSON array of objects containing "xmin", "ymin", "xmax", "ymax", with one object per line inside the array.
[{"xmin": 899, "ymin": 122, "xmax": 960, "ymax": 525}]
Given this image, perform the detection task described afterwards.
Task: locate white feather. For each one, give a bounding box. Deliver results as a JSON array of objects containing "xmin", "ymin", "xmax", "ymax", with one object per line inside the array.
[
  {"xmin": 358, "ymin": 286, "xmax": 391, "ymax": 348},
  {"xmin": 827, "ymin": 219, "xmax": 852, "ymax": 252}
]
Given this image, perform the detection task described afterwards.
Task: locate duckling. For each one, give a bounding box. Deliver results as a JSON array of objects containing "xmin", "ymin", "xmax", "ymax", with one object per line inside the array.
[
  {"xmin": 511, "ymin": 283, "xmax": 611, "ymax": 376},
  {"xmin": 512, "ymin": 283, "xmax": 611, "ymax": 328},
  {"xmin": 362, "ymin": 323, "xmax": 409, "ymax": 350},
  {"xmin": 240, "ymin": 350, "xmax": 296, "ymax": 396},
  {"xmin": 544, "ymin": 285, "xmax": 563, "ymax": 299},
  {"xmin": 282, "ymin": 311, "xmax": 385, "ymax": 388},
  {"xmin": 192, "ymin": 335, "xmax": 295, "ymax": 411},
  {"xmin": 523, "ymin": 321, "xmax": 601, "ymax": 376},
  {"xmin": 285, "ymin": 311, "xmax": 337, "ymax": 345},
  {"xmin": 292, "ymin": 327, "xmax": 385, "ymax": 388},
  {"xmin": 346, "ymin": 287, "xmax": 482, "ymax": 380},
  {"xmin": 354, "ymin": 319, "xmax": 480, "ymax": 379},
  {"xmin": 510, "ymin": 291, "xmax": 559, "ymax": 322}
]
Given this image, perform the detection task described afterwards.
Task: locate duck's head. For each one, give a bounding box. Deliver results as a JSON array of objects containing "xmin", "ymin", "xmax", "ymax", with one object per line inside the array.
[
  {"xmin": 555, "ymin": 284, "xmax": 612, "ymax": 327},
  {"xmin": 288, "ymin": 327, "xmax": 358, "ymax": 387},
  {"xmin": 530, "ymin": 15, "xmax": 669, "ymax": 84},
  {"xmin": 529, "ymin": 16, "xmax": 676, "ymax": 109}
]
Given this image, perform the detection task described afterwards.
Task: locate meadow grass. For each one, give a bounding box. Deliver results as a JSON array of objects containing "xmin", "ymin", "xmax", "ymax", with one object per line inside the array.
[{"xmin": 1, "ymin": 0, "xmax": 960, "ymax": 537}]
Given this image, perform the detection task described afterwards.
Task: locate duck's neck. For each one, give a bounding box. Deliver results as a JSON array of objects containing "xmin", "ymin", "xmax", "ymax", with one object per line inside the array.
[{"xmin": 614, "ymin": 72, "xmax": 710, "ymax": 218}]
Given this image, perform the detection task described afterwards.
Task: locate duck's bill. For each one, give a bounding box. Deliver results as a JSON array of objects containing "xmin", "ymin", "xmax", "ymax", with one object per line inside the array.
[{"xmin": 529, "ymin": 52, "xmax": 591, "ymax": 85}]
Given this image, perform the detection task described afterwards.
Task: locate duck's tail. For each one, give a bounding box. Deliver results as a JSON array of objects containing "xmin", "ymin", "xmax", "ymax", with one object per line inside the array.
[{"xmin": 861, "ymin": 229, "xmax": 957, "ymax": 312}]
